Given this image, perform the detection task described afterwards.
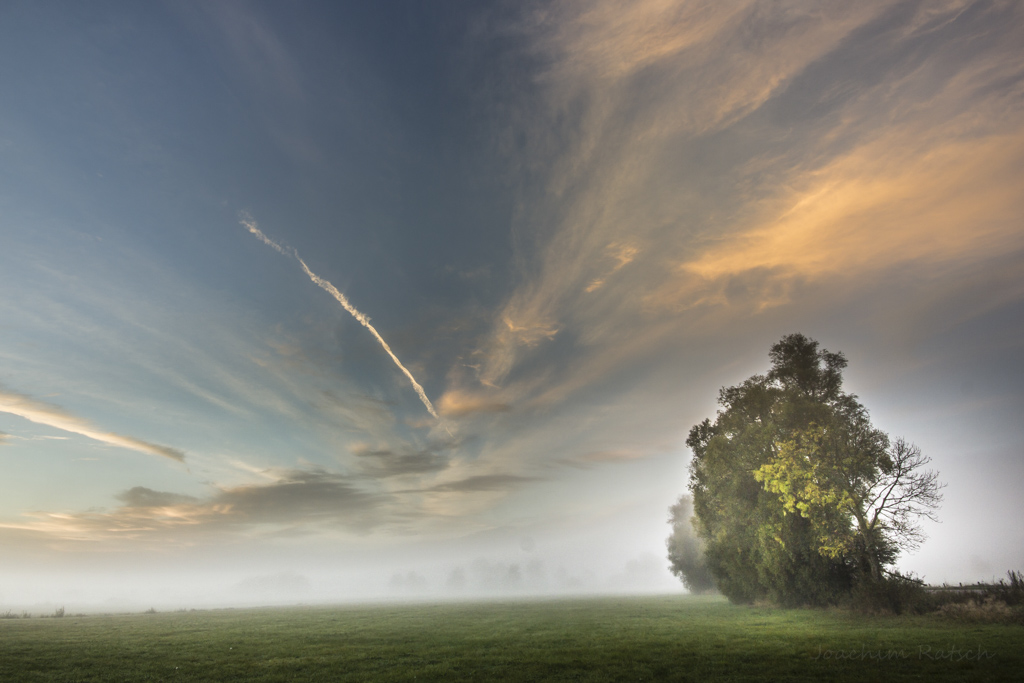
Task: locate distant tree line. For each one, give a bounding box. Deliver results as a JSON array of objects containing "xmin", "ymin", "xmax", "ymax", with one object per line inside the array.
[{"xmin": 668, "ymin": 334, "xmax": 943, "ymax": 609}]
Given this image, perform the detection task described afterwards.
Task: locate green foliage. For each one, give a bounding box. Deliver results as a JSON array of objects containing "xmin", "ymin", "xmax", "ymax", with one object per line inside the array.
[
  {"xmin": 683, "ymin": 334, "xmax": 942, "ymax": 607},
  {"xmin": 846, "ymin": 571, "xmax": 929, "ymax": 616}
]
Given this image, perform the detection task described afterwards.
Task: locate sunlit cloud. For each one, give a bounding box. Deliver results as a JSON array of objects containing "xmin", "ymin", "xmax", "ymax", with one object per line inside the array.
[
  {"xmin": 464, "ymin": 0, "xmax": 1024, "ymax": 414},
  {"xmin": 585, "ymin": 243, "xmax": 638, "ymax": 293},
  {"xmin": 651, "ymin": 132, "xmax": 1024, "ymax": 312},
  {"xmin": 0, "ymin": 386, "xmax": 185, "ymax": 463},
  {"xmin": 471, "ymin": 2, "xmax": 901, "ymax": 396},
  {"xmin": 437, "ymin": 389, "xmax": 511, "ymax": 418}
]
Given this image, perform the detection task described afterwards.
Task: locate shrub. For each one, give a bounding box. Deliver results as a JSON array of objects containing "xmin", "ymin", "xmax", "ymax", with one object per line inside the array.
[
  {"xmin": 937, "ymin": 597, "xmax": 1023, "ymax": 624},
  {"xmin": 846, "ymin": 571, "xmax": 929, "ymax": 615},
  {"xmin": 987, "ymin": 570, "xmax": 1024, "ymax": 607},
  {"xmin": 925, "ymin": 570, "xmax": 1024, "ymax": 624}
]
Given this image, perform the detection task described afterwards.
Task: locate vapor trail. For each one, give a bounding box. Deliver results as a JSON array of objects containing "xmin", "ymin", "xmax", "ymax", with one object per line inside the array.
[
  {"xmin": 0, "ymin": 386, "xmax": 186, "ymax": 462},
  {"xmin": 240, "ymin": 215, "xmax": 289, "ymax": 255},
  {"xmin": 240, "ymin": 215, "xmax": 440, "ymax": 420}
]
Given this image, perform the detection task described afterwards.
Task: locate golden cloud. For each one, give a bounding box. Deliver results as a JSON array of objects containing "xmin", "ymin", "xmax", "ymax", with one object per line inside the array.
[
  {"xmin": 438, "ymin": 390, "xmax": 511, "ymax": 418},
  {"xmin": 649, "ymin": 129, "xmax": 1024, "ymax": 312}
]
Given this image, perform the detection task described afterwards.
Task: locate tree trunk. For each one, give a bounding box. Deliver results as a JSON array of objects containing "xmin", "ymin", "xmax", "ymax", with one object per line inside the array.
[{"xmin": 853, "ymin": 510, "xmax": 882, "ymax": 582}]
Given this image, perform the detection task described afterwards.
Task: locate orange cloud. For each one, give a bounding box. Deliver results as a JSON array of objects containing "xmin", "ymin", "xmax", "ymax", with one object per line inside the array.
[
  {"xmin": 651, "ymin": 129, "xmax": 1024, "ymax": 312},
  {"xmin": 438, "ymin": 390, "xmax": 511, "ymax": 418}
]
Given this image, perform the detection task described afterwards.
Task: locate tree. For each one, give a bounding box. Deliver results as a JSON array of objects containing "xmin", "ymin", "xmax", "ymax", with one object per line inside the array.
[
  {"xmin": 755, "ymin": 431, "xmax": 943, "ymax": 583},
  {"xmin": 666, "ymin": 495, "xmax": 716, "ymax": 593},
  {"xmin": 678, "ymin": 333, "xmax": 943, "ymax": 606}
]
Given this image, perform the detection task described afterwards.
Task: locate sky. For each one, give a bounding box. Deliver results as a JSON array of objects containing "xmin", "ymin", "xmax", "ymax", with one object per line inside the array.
[{"xmin": 1, "ymin": 0, "xmax": 1022, "ymax": 610}]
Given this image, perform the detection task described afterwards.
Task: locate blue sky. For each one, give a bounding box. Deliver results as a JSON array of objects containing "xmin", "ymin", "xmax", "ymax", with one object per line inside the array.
[{"xmin": 1, "ymin": 0, "xmax": 1022, "ymax": 607}]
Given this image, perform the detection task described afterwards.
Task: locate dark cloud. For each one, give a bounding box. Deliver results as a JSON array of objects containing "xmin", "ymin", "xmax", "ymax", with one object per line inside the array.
[
  {"xmin": 27, "ymin": 469, "xmax": 393, "ymax": 545},
  {"xmin": 120, "ymin": 471, "xmax": 381, "ymax": 527},
  {"xmin": 425, "ymin": 474, "xmax": 541, "ymax": 493},
  {"xmin": 116, "ymin": 487, "xmax": 200, "ymax": 508},
  {"xmin": 355, "ymin": 449, "xmax": 448, "ymax": 477},
  {"xmin": 213, "ymin": 469, "xmax": 387, "ymax": 526},
  {"xmin": 351, "ymin": 442, "xmax": 453, "ymax": 477}
]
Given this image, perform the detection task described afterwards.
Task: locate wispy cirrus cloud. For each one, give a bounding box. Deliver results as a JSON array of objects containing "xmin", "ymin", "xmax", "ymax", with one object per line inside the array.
[
  {"xmin": 458, "ymin": 0, "xmax": 1024, "ymax": 417},
  {"xmin": 0, "ymin": 385, "xmax": 185, "ymax": 463},
  {"xmin": 422, "ymin": 473, "xmax": 541, "ymax": 493},
  {"xmin": 469, "ymin": 1, "xmax": 896, "ymax": 396}
]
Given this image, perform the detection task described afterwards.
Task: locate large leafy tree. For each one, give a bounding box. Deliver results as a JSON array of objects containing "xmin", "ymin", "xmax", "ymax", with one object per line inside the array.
[{"xmin": 682, "ymin": 334, "xmax": 942, "ymax": 605}]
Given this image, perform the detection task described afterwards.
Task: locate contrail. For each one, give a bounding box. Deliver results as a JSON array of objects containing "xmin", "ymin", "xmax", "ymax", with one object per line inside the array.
[
  {"xmin": 240, "ymin": 214, "xmax": 440, "ymax": 420},
  {"xmin": 0, "ymin": 386, "xmax": 186, "ymax": 463},
  {"xmin": 240, "ymin": 214, "xmax": 289, "ymax": 256}
]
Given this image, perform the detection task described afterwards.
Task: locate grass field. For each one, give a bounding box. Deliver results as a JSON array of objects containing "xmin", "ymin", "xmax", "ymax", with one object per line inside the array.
[{"xmin": 1, "ymin": 594, "xmax": 1021, "ymax": 681}]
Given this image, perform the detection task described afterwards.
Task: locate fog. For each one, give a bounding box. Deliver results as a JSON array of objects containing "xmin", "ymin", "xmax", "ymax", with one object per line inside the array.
[{"xmin": 0, "ymin": 551, "xmax": 684, "ymax": 615}]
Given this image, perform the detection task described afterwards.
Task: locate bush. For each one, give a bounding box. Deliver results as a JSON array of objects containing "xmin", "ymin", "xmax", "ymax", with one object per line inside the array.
[
  {"xmin": 936, "ymin": 597, "xmax": 1023, "ymax": 624},
  {"xmin": 846, "ymin": 572, "xmax": 929, "ymax": 615},
  {"xmin": 922, "ymin": 570, "xmax": 1024, "ymax": 624},
  {"xmin": 988, "ymin": 570, "xmax": 1024, "ymax": 607}
]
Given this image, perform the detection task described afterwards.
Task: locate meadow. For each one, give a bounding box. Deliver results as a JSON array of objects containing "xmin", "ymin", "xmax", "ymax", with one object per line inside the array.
[{"xmin": 1, "ymin": 594, "xmax": 1021, "ymax": 681}]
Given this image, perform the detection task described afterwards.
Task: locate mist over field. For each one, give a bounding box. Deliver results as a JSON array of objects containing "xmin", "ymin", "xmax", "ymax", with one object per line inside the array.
[
  {"xmin": 3, "ymin": 544, "xmax": 683, "ymax": 613},
  {"xmin": 1, "ymin": 0, "xmax": 1023, "ymax": 613}
]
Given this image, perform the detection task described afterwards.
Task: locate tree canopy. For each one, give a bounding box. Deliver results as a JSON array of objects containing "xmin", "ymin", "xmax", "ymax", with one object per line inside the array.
[{"xmin": 674, "ymin": 333, "xmax": 942, "ymax": 606}]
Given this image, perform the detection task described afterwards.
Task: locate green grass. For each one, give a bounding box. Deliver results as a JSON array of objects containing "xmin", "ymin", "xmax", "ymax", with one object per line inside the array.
[{"xmin": 1, "ymin": 595, "xmax": 1021, "ymax": 681}]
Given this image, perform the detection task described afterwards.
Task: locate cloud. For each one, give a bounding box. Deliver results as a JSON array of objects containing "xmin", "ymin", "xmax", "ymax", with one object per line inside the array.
[
  {"xmin": 437, "ymin": 390, "xmax": 511, "ymax": 418},
  {"xmin": 0, "ymin": 468, "xmax": 389, "ymax": 545},
  {"xmin": 564, "ymin": 449, "xmax": 650, "ymax": 468},
  {"xmin": 116, "ymin": 487, "xmax": 201, "ymax": 508},
  {"xmin": 0, "ymin": 385, "xmax": 185, "ymax": 462},
  {"xmin": 460, "ymin": 0, "xmax": 1024, "ymax": 414},
  {"xmin": 469, "ymin": 1, "xmax": 898, "ymax": 393},
  {"xmin": 585, "ymin": 243, "xmax": 639, "ymax": 293},
  {"xmin": 213, "ymin": 469, "xmax": 387, "ymax": 526},
  {"xmin": 424, "ymin": 474, "xmax": 541, "ymax": 493},
  {"xmin": 351, "ymin": 442, "xmax": 452, "ymax": 477},
  {"xmin": 196, "ymin": 1, "xmax": 304, "ymax": 101},
  {"xmin": 0, "ymin": 431, "xmax": 8, "ymax": 445}
]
